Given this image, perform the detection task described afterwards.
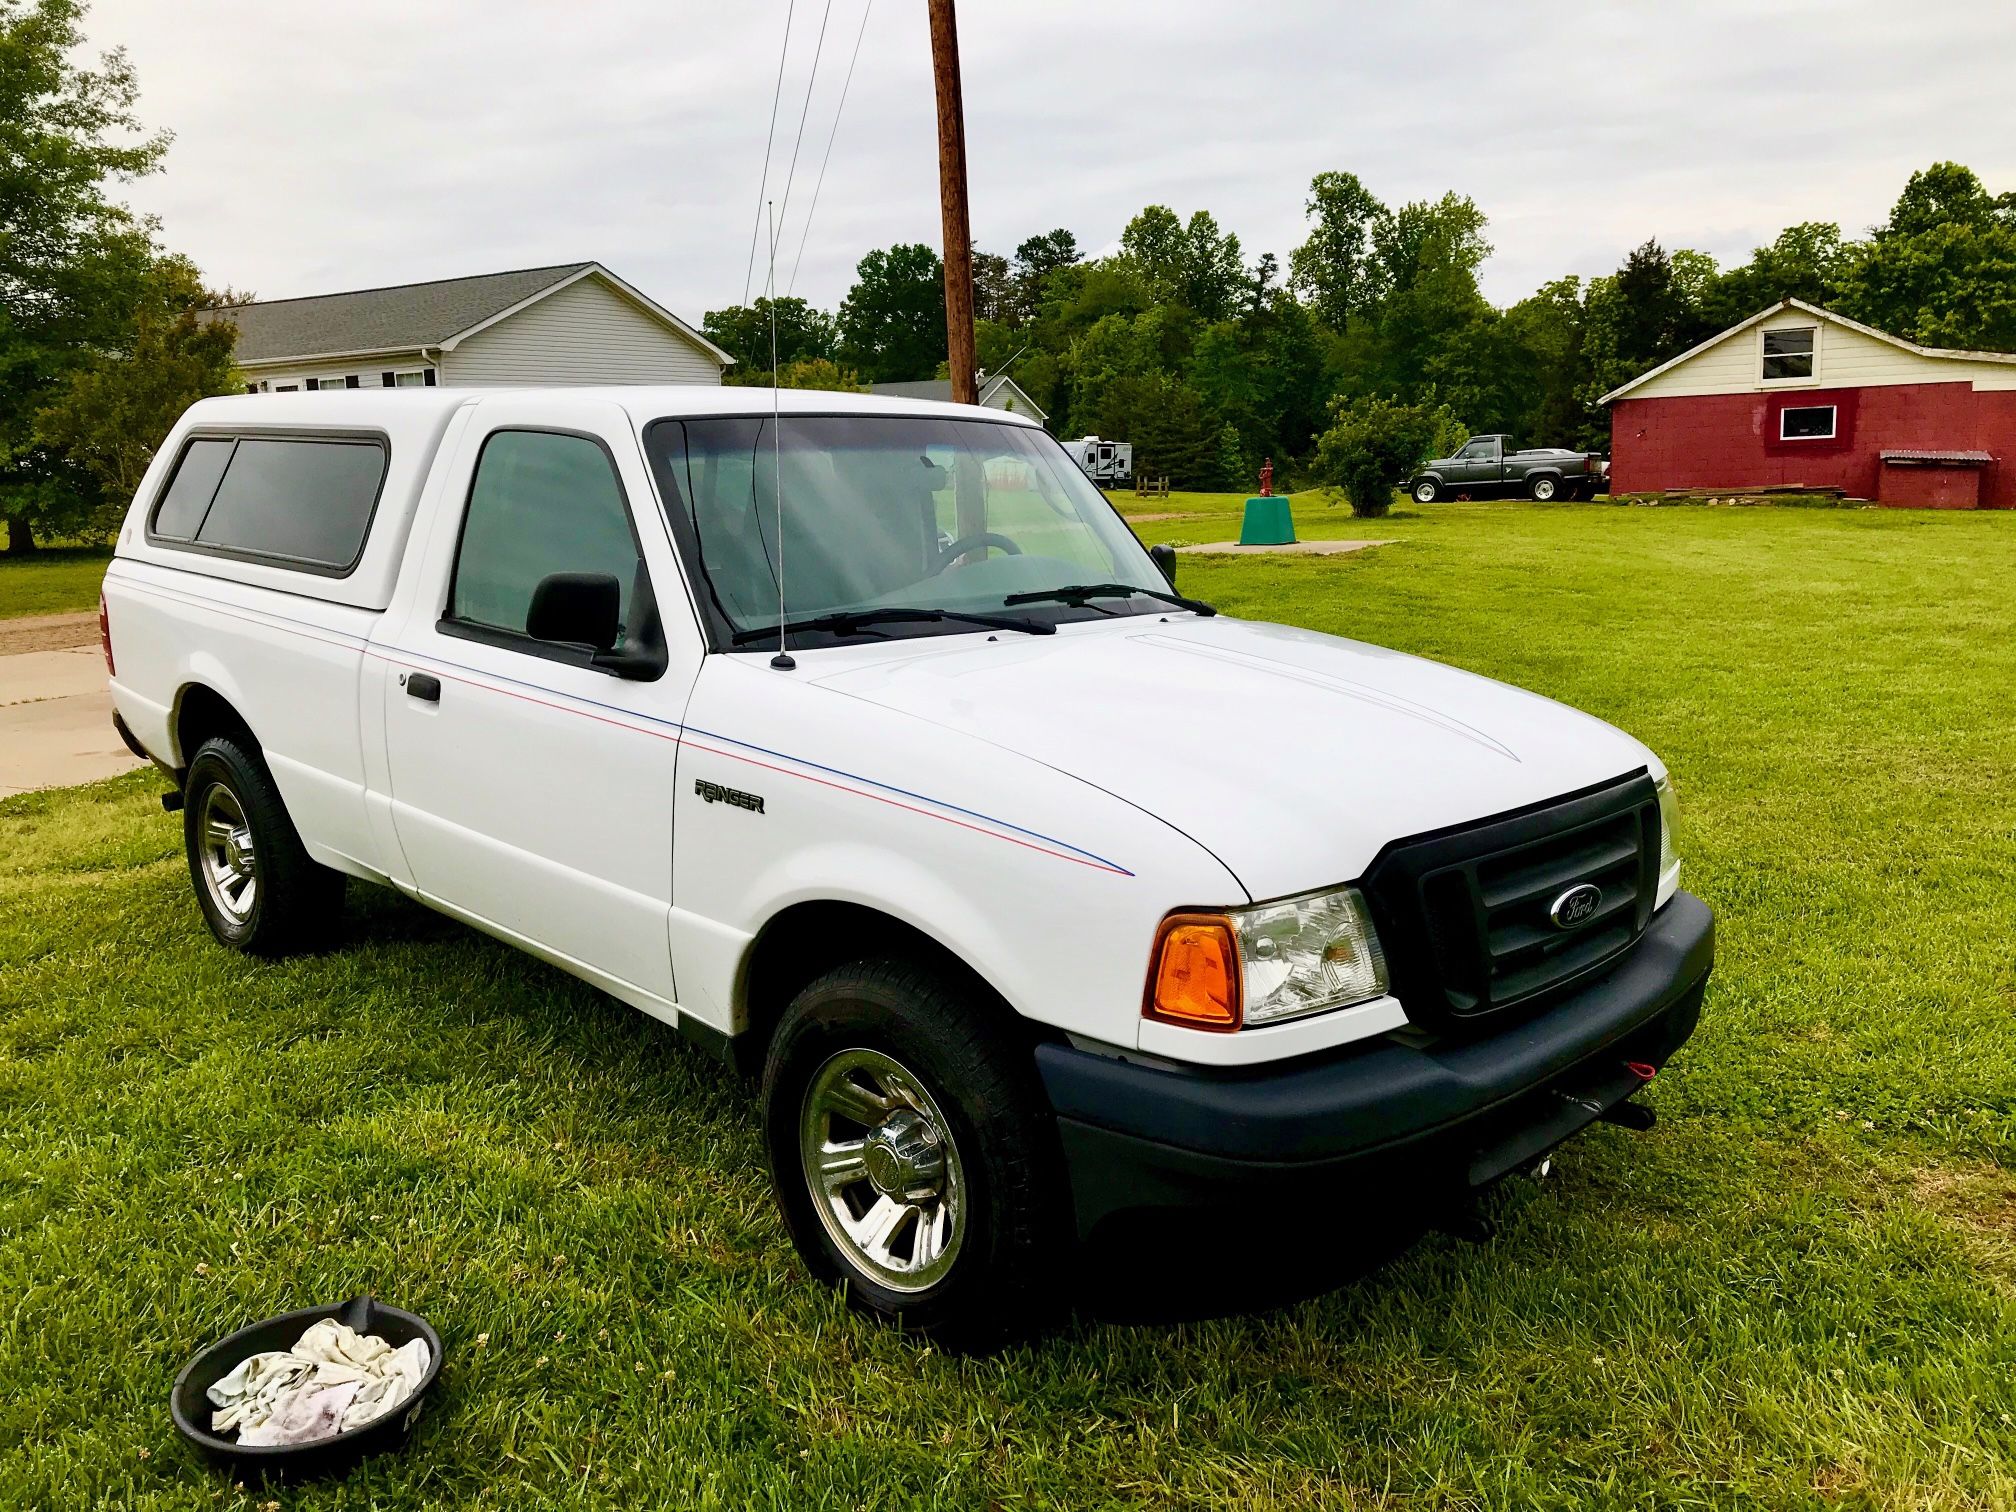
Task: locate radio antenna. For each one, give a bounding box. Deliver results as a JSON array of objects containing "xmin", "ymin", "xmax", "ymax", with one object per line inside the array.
[{"xmin": 766, "ymin": 198, "xmax": 795, "ymax": 671}]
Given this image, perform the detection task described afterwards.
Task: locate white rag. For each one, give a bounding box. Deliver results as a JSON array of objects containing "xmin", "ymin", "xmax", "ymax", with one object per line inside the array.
[{"xmin": 206, "ymin": 1318, "xmax": 431, "ymax": 1446}]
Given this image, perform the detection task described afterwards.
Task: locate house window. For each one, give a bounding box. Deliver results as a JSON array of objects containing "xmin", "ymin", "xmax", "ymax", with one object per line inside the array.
[
  {"xmin": 391, "ymin": 370, "xmax": 429, "ymax": 387},
  {"xmin": 1762, "ymin": 326, "xmax": 1816, "ymax": 382},
  {"xmin": 1780, "ymin": 404, "xmax": 1836, "ymax": 440}
]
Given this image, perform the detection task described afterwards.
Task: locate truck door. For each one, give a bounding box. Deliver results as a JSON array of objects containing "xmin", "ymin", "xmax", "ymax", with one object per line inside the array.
[
  {"xmin": 1448, "ymin": 437, "xmax": 1495, "ymax": 488},
  {"xmin": 372, "ymin": 397, "xmax": 703, "ymax": 1012}
]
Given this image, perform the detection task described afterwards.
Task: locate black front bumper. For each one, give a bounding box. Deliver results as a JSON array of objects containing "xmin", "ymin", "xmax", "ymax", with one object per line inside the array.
[{"xmin": 1037, "ymin": 891, "xmax": 1714, "ymax": 1237}]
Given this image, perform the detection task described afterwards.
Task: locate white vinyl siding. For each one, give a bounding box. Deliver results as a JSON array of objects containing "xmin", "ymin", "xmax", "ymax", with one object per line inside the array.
[
  {"xmin": 1628, "ymin": 311, "xmax": 2016, "ymax": 399},
  {"xmin": 441, "ymin": 274, "xmax": 724, "ymax": 387},
  {"xmin": 979, "ymin": 376, "xmax": 1048, "ymax": 424},
  {"xmin": 242, "ymin": 357, "xmax": 436, "ymax": 392}
]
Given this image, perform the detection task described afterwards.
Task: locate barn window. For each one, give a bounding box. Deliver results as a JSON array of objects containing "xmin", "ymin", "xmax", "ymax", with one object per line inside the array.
[
  {"xmin": 1762, "ymin": 326, "xmax": 1816, "ymax": 381},
  {"xmin": 1780, "ymin": 405, "xmax": 1836, "ymax": 440}
]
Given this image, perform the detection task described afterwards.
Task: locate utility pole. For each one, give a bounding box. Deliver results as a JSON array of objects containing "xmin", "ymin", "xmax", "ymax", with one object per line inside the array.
[{"xmin": 927, "ymin": 0, "xmax": 978, "ymax": 406}]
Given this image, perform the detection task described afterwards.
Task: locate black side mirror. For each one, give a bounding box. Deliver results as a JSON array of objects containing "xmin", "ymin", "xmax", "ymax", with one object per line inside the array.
[
  {"xmin": 1149, "ymin": 542, "xmax": 1178, "ymax": 588},
  {"xmin": 527, "ymin": 572, "xmax": 621, "ymax": 653}
]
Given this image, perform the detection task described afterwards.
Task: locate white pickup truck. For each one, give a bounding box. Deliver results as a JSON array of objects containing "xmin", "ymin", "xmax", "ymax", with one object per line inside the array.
[{"xmin": 104, "ymin": 388, "xmax": 1713, "ymax": 1342}]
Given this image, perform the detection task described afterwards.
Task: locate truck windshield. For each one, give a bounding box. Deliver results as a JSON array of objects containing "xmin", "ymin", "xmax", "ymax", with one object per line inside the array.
[{"xmin": 645, "ymin": 414, "xmax": 1175, "ymax": 649}]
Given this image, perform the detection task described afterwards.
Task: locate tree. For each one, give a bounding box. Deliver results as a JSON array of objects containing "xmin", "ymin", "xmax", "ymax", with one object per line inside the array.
[
  {"xmin": 1177, "ymin": 210, "xmax": 1245, "ymax": 321},
  {"xmin": 1504, "ymin": 276, "xmax": 1595, "ymax": 448},
  {"xmin": 701, "ymin": 297, "xmax": 835, "ymax": 374},
  {"xmin": 1118, "ymin": 205, "xmax": 1244, "ymax": 320},
  {"xmin": 1, "ymin": 0, "xmax": 172, "ymax": 552},
  {"xmin": 1118, "ymin": 206, "xmax": 1187, "ymax": 300},
  {"xmin": 1011, "ymin": 229, "xmax": 1080, "ymax": 325},
  {"xmin": 1289, "ymin": 170, "xmax": 1389, "ymax": 328},
  {"xmin": 836, "ymin": 242, "xmax": 946, "ymax": 382},
  {"xmin": 1835, "ymin": 162, "xmax": 2016, "ymax": 350},
  {"xmin": 1310, "ymin": 394, "xmax": 1465, "ymax": 517},
  {"xmin": 1577, "ymin": 241, "xmax": 1718, "ymax": 413},
  {"xmin": 33, "ymin": 253, "xmax": 237, "ymax": 526},
  {"xmin": 1091, "ymin": 373, "xmax": 1218, "ymax": 487},
  {"xmin": 1703, "ymin": 221, "xmax": 1852, "ymax": 327},
  {"xmin": 1245, "ymin": 251, "xmax": 1279, "ymax": 321},
  {"xmin": 1374, "ymin": 193, "xmax": 1490, "ymax": 296},
  {"xmin": 972, "ymin": 251, "xmax": 1015, "ymax": 325},
  {"xmin": 721, "ymin": 356, "xmax": 868, "ymax": 392}
]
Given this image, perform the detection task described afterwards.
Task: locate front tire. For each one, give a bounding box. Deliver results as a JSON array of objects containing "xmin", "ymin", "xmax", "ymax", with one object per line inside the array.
[
  {"xmin": 1412, "ymin": 477, "xmax": 1441, "ymax": 503},
  {"xmin": 761, "ymin": 958, "xmax": 1067, "ymax": 1346},
  {"xmin": 1529, "ymin": 474, "xmax": 1560, "ymax": 502},
  {"xmin": 183, "ymin": 736, "xmax": 345, "ymax": 955}
]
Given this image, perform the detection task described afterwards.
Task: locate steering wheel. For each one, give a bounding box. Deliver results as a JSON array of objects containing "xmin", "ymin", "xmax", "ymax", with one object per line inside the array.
[{"xmin": 931, "ymin": 531, "xmax": 1022, "ymax": 574}]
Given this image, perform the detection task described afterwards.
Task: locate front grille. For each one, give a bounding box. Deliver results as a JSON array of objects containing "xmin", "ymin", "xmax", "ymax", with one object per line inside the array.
[{"xmin": 1360, "ymin": 771, "xmax": 1661, "ymax": 1027}]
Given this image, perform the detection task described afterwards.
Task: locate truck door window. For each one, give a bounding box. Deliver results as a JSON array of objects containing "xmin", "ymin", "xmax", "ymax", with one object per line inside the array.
[{"xmin": 446, "ymin": 429, "xmax": 645, "ymax": 645}]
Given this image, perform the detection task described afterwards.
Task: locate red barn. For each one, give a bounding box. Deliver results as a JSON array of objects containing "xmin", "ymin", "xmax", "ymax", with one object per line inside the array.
[{"xmin": 1604, "ymin": 299, "xmax": 2016, "ymax": 508}]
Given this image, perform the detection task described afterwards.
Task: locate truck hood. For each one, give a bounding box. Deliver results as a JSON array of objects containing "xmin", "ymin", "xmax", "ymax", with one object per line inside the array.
[{"xmin": 806, "ymin": 616, "xmax": 1659, "ymax": 901}]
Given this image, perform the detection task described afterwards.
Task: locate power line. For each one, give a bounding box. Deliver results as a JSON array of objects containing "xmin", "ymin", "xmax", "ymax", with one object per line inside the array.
[
  {"xmin": 771, "ymin": 0, "xmax": 835, "ymax": 269},
  {"xmin": 789, "ymin": 0, "xmax": 874, "ymax": 297},
  {"xmin": 741, "ymin": 0, "xmax": 798, "ymax": 306}
]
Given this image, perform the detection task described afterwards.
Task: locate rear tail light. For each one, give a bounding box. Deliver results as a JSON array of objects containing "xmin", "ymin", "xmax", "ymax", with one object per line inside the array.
[{"xmin": 98, "ymin": 590, "xmax": 115, "ymax": 676}]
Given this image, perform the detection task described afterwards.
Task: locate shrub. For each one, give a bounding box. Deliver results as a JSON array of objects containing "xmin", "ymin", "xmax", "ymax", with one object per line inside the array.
[{"xmin": 1311, "ymin": 395, "xmax": 1466, "ymax": 517}]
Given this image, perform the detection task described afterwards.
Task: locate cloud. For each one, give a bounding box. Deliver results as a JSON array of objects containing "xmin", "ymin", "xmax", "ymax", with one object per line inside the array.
[{"xmin": 90, "ymin": 0, "xmax": 2016, "ymax": 317}]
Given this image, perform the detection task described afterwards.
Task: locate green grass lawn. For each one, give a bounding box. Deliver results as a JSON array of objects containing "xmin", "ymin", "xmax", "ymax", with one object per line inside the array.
[
  {"xmin": 0, "ymin": 545, "xmax": 112, "ymax": 619},
  {"xmin": 4, "ymin": 499, "xmax": 2015, "ymax": 1508}
]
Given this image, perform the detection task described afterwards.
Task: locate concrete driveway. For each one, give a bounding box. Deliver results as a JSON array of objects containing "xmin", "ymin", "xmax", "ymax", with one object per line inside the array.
[{"xmin": 0, "ymin": 614, "xmax": 147, "ymax": 798}]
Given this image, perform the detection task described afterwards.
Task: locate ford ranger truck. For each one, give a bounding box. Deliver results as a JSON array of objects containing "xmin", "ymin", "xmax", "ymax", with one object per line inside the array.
[
  {"xmin": 1408, "ymin": 434, "xmax": 1610, "ymax": 502},
  {"xmin": 102, "ymin": 389, "xmax": 1713, "ymax": 1343}
]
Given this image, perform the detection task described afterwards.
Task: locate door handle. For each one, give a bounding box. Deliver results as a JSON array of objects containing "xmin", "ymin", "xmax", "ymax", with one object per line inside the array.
[{"xmin": 404, "ymin": 672, "xmax": 441, "ymax": 703}]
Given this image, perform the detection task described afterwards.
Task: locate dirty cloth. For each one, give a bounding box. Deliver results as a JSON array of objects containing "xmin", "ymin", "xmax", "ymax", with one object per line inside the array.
[{"xmin": 207, "ymin": 1319, "xmax": 430, "ymax": 1447}]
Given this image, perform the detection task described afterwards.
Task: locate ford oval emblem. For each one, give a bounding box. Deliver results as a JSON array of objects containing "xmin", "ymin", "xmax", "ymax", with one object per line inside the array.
[{"xmin": 1548, "ymin": 883, "xmax": 1603, "ymax": 930}]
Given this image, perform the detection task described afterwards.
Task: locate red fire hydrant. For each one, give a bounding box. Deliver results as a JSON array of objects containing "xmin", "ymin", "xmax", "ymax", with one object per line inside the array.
[{"xmin": 1259, "ymin": 457, "xmax": 1274, "ymax": 497}]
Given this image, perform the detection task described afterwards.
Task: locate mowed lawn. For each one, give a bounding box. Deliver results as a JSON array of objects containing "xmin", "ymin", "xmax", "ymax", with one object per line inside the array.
[
  {"xmin": 0, "ymin": 545, "xmax": 112, "ymax": 619},
  {"xmin": 3, "ymin": 499, "xmax": 2014, "ymax": 1509}
]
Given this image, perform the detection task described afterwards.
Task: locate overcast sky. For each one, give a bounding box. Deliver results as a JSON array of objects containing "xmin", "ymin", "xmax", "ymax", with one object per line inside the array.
[{"xmin": 86, "ymin": 0, "xmax": 2016, "ymax": 319}]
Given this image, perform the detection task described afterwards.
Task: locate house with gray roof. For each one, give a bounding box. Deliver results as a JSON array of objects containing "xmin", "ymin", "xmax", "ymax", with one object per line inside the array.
[
  {"xmin": 212, "ymin": 261, "xmax": 732, "ymax": 393},
  {"xmin": 868, "ymin": 373, "xmax": 1048, "ymax": 426}
]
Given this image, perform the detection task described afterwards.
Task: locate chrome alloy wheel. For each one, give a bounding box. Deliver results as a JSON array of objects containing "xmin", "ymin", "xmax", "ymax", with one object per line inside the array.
[
  {"xmin": 197, "ymin": 781, "xmax": 258, "ymax": 922},
  {"xmin": 799, "ymin": 1048, "xmax": 966, "ymax": 1293}
]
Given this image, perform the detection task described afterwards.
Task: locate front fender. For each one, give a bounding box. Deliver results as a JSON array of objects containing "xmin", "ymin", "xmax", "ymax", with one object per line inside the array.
[{"xmin": 668, "ymin": 659, "xmax": 1246, "ymax": 1052}]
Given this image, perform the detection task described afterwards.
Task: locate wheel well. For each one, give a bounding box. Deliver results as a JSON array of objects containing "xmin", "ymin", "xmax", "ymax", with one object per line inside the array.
[
  {"xmin": 736, "ymin": 901, "xmax": 1033, "ymax": 1075},
  {"xmin": 173, "ymin": 685, "xmax": 259, "ymax": 772}
]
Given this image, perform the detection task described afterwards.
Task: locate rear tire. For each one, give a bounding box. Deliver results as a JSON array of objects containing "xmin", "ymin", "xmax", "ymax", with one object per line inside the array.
[
  {"xmin": 1529, "ymin": 475, "xmax": 1560, "ymax": 502},
  {"xmin": 1412, "ymin": 478, "xmax": 1441, "ymax": 503},
  {"xmin": 761, "ymin": 958, "xmax": 1067, "ymax": 1347},
  {"xmin": 182, "ymin": 736, "xmax": 345, "ymax": 955}
]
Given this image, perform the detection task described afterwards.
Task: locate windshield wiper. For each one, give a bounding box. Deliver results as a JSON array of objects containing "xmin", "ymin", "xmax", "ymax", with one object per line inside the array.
[
  {"xmin": 1001, "ymin": 581, "xmax": 1217, "ymax": 616},
  {"xmin": 729, "ymin": 606, "xmax": 1054, "ymax": 646}
]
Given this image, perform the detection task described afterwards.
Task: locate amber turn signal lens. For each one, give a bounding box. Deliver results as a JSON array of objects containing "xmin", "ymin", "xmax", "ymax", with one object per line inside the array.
[{"xmin": 1145, "ymin": 913, "xmax": 1242, "ymax": 1031}]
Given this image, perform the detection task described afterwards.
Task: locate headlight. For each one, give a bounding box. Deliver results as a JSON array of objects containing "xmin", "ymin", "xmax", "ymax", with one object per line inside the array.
[
  {"xmin": 1654, "ymin": 772, "xmax": 1681, "ymax": 905},
  {"xmin": 1145, "ymin": 886, "xmax": 1388, "ymax": 1032}
]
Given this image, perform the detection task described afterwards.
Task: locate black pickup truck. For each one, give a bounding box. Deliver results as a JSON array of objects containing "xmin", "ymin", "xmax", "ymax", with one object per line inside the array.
[{"xmin": 1408, "ymin": 435, "xmax": 1609, "ymax": 502}]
